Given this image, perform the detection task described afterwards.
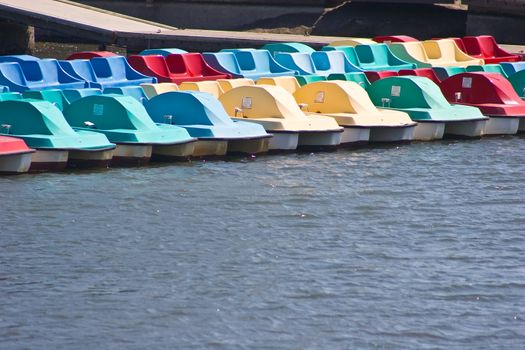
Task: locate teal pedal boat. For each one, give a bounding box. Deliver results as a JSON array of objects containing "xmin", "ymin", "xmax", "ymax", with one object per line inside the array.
[
  {"xmin": 367, "ymin": 76, "xmax": 487, "ymax": 140},
  {"xmin": 0, "ymin": 99, "xmax": 115, "ymax": 171},
  {"xmin": 144, "ymin": 91, "xmax": 271, "ymax": 156},
  {"xmin": 64, "ymin": 94, "xmax": 197, "ymax": 165}
]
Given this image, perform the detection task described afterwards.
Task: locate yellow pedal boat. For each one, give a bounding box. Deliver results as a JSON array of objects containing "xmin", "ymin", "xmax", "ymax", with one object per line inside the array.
[
  {"xmin": 219, "ymin": 85, "xmax": 343, "ymax": 151},
  {"xmin": 293, "ymin": 81, "xmax": 417, "ymax": 143}
]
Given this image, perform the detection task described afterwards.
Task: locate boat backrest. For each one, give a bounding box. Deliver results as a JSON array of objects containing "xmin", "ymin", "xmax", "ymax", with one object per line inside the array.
[
  {"xmin": 275, "ymin": 52, "xmax": 316, "ymax": 75},
  {"xmin": 59, "ymin": 59, "xmax": 98, "ymax": 83},
  {"xmin": 62, "ymin": 88, "xmax": 102, "ymax": 104},
  {"xmin": 0, "ymin": 63, "xmax": 28, "ymax": 87},
  {"xmin": 203, "ymin": 52, "xmax": 242, "ymax": 75},
  {"xmin": 322, "ymin": 46, "xmax": 361, "ymax": 66},
  {"xmin": 128, "ymin": 55, "xmax": 171, "ymax": 78}
]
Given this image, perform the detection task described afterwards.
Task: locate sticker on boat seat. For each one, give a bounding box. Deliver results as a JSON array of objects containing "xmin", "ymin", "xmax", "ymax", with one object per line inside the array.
[
  {"xmin": 315, "ymin": 91, "xmax": 325, "ymax": 103},
  {"xmin": 242, "ymin": 97, "xmax": 252, "ymax": 109},
  {"xmin": 93, "ymin": 104, "xmax": 104, "ymax": 115},
  {"xmin": 462, "ymin": 77, "xmax": 472, "ymax": 88},
  {"xmin": 391, "ymin": 85, "xmax": 401, "ymax": 97}
]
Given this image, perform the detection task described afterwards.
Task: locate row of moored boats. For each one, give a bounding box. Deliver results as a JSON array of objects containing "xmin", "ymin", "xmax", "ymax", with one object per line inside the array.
[{"xmin": 0, "ymin": 35, "xmax": 524, "ymax": 174}]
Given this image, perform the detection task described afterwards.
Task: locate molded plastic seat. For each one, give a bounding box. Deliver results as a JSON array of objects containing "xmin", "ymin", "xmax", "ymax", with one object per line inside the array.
[
  {"xmin": 167, "ymin": 53, "xmax": 230, "ymax": 82},
  {"xmin": 217, "ymin": 78, "xmax": 255, "ymax": 92},
  {"xmin": 90, "ymin": 56, "xmax": 156, "ymax": 88},
  {"xmin": 261, "ymin": 43, "xmax": 315, "ymax": 57},
  {"xmin": 354, "ymin": 44, "xmax": 415, "ymax": 71},
  {"xmin": 140, "ymin": 83, "xmax": 179, "ymax": 99},
  {"xmin": 507, "ymin": 70, "xmax": 525, "ymax": 98},
  {"xmin": 0, "ymin": 55, "xmax": 39, "ymax": 63},
  {"xmin": 204, "ymin": 50, "xmax": 295, "ymax": 79},
  {"xmin": 21, "ymin": 59, "xmax": 87, "ymax": 90},
  {"xmin": 373, "ymin": 35, "xmax": 418, "ymax": 43},
  {"xmin": 500, "ymin": 62, "xmax": 525, "ymax": 77},
  {"xmin": 179, "ymin": 81, "xmax": 224, "ymax": 98},
  {"xmin": 127, "ymin": 55, "xmax": 173, "ymax": 83},
  {"xmin": 461, "ymin": 36, "xmax": 520, "ymax": 64},
  {"xmin": 465, "ymin": 64, "xmax": 507, "ymax": 77},
  {"xmin": 66, "ymin": 51, "xmax": 117, "ymax": 60},
  {"xmin": 433, "ymin": 66, "xmax": 467, "ymax": 81},
  {"xmin": 138, "ymin": 48, "xmax": 188, "ymax": 56},
  {"xmin": 365, "ymin": 71, "xmax": 398, "ymax": 83},
  {"xmin": 104, "ymin": 86, "xmax": 148, "ymax": 103},
  {"xmin": 398, "ymin": 68, "xmax": 441, "ymax": 84},
  {"xmin": 0, "ymin": 63, "xmax": 31, "ymax": 92},
  {"xmin": 311, "ymin": 51, "xmax": 362, "ymax": 76},
  {"xmin": 441, "ymin": 72, "xmax": 525, "ymax": 114},
  {"xmin": 274, "ymin": 52, "xmax": 318, "ymax": 75},
  {"xmin": 256, "ymin": 76, "xmax": 300, "ymax": 95},
  {"xmin": 295, "ymin": 75, "xmax": 326, "ymax": 86},
  {"xmin": 327, "ymin": 72, "xmax": 371, "ymax": 89},
  {"xmin": 321, "ymin": 46, "xmax": 361, "ymax": 68},
  {"xmin": 233, "ymin": 50, "xmax": 296, "ymax": 79},
  {"xmin": 0, "ymin": 60, "xmax": 86, "ymax": 92},
  {"xmin": 390, "ymin": 40, "xmax": 484, "ymax": 68}
]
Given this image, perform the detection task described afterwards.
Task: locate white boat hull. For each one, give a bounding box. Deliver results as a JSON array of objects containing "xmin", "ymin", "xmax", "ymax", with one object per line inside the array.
[
  {"xmin": 192, "ymin": 140, "xmax": 228, "ymax": 157},
  {"xmin": 297, "ymin": 131, "xmax": 343, "ymax": 150},
  {"xmin": 111, "ymin": 144, "xmax": 152, "ymax": 166},
  {"xmin": 227, "ymin": 137, "xmax": 270, "ymax": 155},
  {"xmin": 413, "ymin": 122, "xmax": 445, "ymax": 141},
  {"xmin": 483, "ymin": 117, "xmax": 520, "ymax": 135},
  {"xmin": 519, "ymin": 118, "xmax": 525, "ymax": 133},
  {"xmin": 152, "ymin": 141, "xmax": 196, "ymax": 161},
  {"xmin": 68, "ymin": 148, "xmax": 115, "ymax": 168},
  {"xmin": 339, "ymin": 127, "xmax": 370, "ymax": 145},
  {"xmin": 29, "ymin": 149, "xmax": 69, "ymax": 172},
  {"xmin": 0, "ymin": 152, "xmax": 33, "ymax": 174},
  {"xmin": 444, "ymin": 119, "xmax": 487, "ymax": 139},
  {"xmin": 369, "ymin": 125, "xmax": 415, "ymax": 143},
  {"xmin": 268, "ymin": 132, "xmax": 299, "ymax": 151}
]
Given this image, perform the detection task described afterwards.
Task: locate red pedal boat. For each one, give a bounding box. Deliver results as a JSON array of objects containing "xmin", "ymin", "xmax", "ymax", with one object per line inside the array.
[{"xmin": 0, "ymin": 135, "xmax": 35, "ymax": 174}]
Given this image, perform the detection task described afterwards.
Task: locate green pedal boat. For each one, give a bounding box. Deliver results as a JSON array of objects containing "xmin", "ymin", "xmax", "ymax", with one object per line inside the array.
[
  {"xmin": 64, "ymin": 94, "xmax": 197, "ymax": 165},
  {"xmin": 0, "ymin": 99, "xmax": 115, "ymax": 171},
  {"xmin": 367, "ymin": 76, "xmax": 487, "ymax": 140}
]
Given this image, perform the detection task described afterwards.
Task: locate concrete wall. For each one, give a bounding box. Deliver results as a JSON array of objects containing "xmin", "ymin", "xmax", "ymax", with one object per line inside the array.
[{"xmin": 71, "ymin": 0, "xmax": 326, "ymax": 30}]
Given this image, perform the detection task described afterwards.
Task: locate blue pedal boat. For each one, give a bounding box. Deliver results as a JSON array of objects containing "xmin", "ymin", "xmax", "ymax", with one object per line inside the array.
[{"xmin": 144, "ymin": 91, "xmax": 271, "ymax": 156}]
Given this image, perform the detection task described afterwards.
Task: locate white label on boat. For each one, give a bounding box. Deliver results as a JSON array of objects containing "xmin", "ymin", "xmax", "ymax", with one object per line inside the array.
[
  {"xmin": 462, "ymin": 77, "xmax": 472, "ymax": 88},
  {"xmin": 93, "ymin": 104, "xmax": 104, "ymax": 115},
  {"xmin": 315, "ymin": 91, "xmax": 325, "ymax": 103},
  {"xmin": 242, "ymin": 97, "xmax": 252, "ymax": 109},
  {"xmin": 391, "ymin": 85, "xmax": 401, "ymax": 96}
]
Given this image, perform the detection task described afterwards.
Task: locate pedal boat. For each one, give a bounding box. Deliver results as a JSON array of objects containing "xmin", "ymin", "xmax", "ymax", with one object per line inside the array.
[
  {"xmin": 144, "ymin": 91, "xmax": 271, "ymax": 156},
  {"xmin": 367, "ymin": 76, "xmax": 487, "ymax": 140},
  {"xmin": 0, "ymin": 136, "xmax": 35, "ymax": 174},
  {"xmin": 0, "ymin": 99, "xmax": 116, "ymax": 171},
  {"xmin": 293, "ymin": 80, "xmax": 416, "ymax": 143},
  {"xmin": 64, "ymin": 94, "xmax": 197, "ymax": 165},
  {"xmin": 219, "ymin": 85, "xmax": 343, "ymax": 151},
  {"xmin": 441, "ymin": 72, "xmax": 525, "ymax": 135}
]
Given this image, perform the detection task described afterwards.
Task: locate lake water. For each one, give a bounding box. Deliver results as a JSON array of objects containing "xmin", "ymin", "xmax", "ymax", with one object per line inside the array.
[{"xmin": 1, "ymin": 136, "xmax": 524, "ymax": 349}]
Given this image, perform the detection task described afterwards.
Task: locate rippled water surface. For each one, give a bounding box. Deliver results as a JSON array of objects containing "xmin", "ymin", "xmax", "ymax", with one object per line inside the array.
[{"xmin": 1, "ymin": 137, "xmax": 524, "ymax": 349}]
